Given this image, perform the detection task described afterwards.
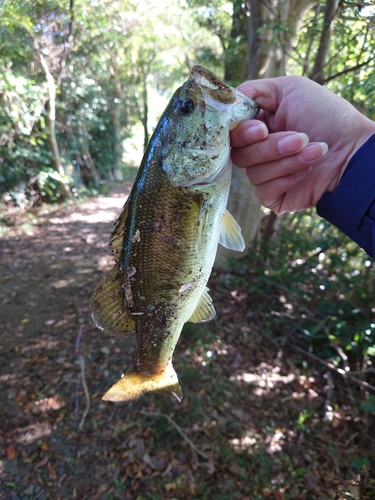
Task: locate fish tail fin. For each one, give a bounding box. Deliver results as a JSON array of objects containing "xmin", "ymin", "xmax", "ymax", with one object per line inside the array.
[{"xmin": 102, "ymin": 363, "xmax": 183, "ymax": 403}]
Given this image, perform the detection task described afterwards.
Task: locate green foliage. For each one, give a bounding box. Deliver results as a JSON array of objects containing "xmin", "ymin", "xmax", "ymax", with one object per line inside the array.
[
  {"xmin": 351, "ymin": 457, "xmax": 371, "ymax": 470},
  {"xmin": 361, "ymin": 395, "xmax": 375, "ymax": 413},
  {"xmin": 0, "ymin": 0, "xmax": 223, "ymax": 204},
  {"xmin": 290, "ymin": 1, "xmax": 375, "ymax": 115}
]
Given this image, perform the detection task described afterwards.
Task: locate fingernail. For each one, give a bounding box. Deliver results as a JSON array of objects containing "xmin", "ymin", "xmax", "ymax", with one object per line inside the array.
[
  {"xmin": 299, "ymin": 142, "xmax": 328, "ymax": 162},
  {"xmin": 278, "ymin": 133, "xmax": 309, "ymax": 154},
  {"xmin": 244, "ymin": 122, "xmax": 268, "ymax": 142}
]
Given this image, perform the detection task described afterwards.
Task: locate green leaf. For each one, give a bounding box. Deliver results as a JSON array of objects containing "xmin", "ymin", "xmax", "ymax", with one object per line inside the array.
[
  {"xmin": 351, "ymin": 457, "xmax": 370, "ymax": 470},
  {"xmin": 361, "ymin": 395, "xmax": 375, "ymax": 413}
]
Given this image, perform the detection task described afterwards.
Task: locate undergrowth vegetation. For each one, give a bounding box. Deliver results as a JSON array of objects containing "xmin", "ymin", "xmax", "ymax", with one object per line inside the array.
[{"xmin": 240, "ymin": 209, "xmax": 375, "ymax": 374}]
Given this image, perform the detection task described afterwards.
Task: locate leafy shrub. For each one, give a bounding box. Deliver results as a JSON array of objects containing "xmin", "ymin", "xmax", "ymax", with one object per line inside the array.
[{"xmin": 241, "ymin": 209, "xmax": 375, "ymax": 369}]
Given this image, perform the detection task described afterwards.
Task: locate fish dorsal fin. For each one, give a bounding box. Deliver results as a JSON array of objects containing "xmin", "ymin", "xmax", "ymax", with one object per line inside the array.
[
  {"xmin": 110, "ymin": 197, "xmax": 130, "ymax": 262},
  {"xmin": 188, "ymin": 288, "xmax": 216, "ymax": 323},
  {"xmin": 90, "ymin": 262, "xmax": 135, "ymax": 336},
  {"xmin": 219, "ymin": 209, "xmax": 245, "ymax": 251}
]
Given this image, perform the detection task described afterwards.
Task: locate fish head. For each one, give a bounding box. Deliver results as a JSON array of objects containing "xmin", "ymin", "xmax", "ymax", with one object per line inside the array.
[{"xmin": 162, "ymin": 66, "xmax": 259, "ymax": 188}]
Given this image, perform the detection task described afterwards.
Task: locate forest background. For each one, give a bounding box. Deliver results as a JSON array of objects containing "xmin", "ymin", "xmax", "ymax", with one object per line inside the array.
[{"xmin": 1, "ymin": 1, "xmax": 375, "ymax": 499}]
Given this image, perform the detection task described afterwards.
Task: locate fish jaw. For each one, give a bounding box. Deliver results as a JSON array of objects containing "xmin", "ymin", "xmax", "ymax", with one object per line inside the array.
[
  {"xmin": 228, "ymin": 91, "xmax": 260, "ymax": 130},
  {"xmin": 102, "ymin": 362, "xmax": 182, "ymax": 402}
]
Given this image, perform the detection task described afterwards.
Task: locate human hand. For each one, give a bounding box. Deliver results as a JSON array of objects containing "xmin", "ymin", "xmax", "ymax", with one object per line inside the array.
[{"xmin": 231, "ymin": 76, "xmax": 375, "ymax": 214}]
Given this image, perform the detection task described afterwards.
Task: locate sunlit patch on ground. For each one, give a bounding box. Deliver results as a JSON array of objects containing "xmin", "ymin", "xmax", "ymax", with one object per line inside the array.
[
  {"xmin": 231, "ymin": 363, "xmax": 296, "ymax": 388},
  {"xmin": 32, "ymin": 396, "xmax": 66, "ymax": 413},
  {"xmin": 14, "ymin": 422, "xmax": 53, "ymax": 445}
]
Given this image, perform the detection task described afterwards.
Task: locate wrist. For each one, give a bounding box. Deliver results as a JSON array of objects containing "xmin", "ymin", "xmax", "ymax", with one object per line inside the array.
[{"xmin": 339, "ymin": 118, "xmax": 375, "ymax": 182}]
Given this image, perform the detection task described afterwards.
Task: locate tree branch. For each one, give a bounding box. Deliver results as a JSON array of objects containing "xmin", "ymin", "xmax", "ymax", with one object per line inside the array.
[
  {"xmin": 140, "ymin": 411, "xmax": 209, "ymax": 459},
  {"xmin": 309, "ymin": 0, "xmax": 340, "ymax": 84},
  {"xmin": 292, "ymin": 345, "xmax": 375, "ymax": 393},
  {"xmin": 323, "ymin": 57, "xmax": 375, "ymax": 83}
]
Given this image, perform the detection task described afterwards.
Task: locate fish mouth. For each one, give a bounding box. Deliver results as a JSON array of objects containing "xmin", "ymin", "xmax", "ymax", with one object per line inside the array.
[
  {"xmin": 191, "ymin": 67, "xmax": 260, "ymax": 125},
  {"xmin": 191, "ymin": 65, "xmax": 237, "ymax": 104},
  {"xmin": 191, "ymin": 66, "xmax": 260, "ymax": 121}
]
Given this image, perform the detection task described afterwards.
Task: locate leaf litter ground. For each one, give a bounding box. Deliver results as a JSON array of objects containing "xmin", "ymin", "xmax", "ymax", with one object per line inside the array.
[{"xmin": 0, "ymin": 184, "xmax": 374, "ymax": 500}]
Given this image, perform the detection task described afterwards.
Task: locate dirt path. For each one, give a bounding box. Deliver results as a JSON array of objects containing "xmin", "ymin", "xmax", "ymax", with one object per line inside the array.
[
  {"xmin": 0, "ymin": 185, "xmax": 133, "ymax": 499},
  {"xmin": 0, "ymin": 185, "xmax": 374, "ymax": 500},
  {"xmin": 0, "ymin": 185, "xmax": 131, "ymax": 339}
]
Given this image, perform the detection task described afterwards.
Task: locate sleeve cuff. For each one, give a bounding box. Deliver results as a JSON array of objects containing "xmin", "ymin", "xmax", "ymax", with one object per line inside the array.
[{"xmin": 316, "ymin": 133, "xmax": 375, "ymax": 258}]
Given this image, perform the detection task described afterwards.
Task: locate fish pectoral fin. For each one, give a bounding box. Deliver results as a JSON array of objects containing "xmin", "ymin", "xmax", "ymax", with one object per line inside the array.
[
  {"xmin": 102, "ymin": 363, "xmax": 183, "ymax": 402},
  {"xmin": 188, "ymin": 288, "xmax": 216, "ymax": 323},
  {"xmin": 110, "ymin": 197, "xmax": 130, "ymax": 262},
  {"xmin": 219, "ymin": 209, "xmax": 245, "ymax": 251},
  {"xmin": 90, "ymin": 262, "xmax": 135, "ymax": 336}
]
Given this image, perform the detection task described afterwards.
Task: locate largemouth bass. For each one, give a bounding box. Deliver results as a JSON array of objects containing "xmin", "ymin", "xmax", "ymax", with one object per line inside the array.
[{"xmin": 90, "ymin": 66, "xmax": 259, "ymax": 402}]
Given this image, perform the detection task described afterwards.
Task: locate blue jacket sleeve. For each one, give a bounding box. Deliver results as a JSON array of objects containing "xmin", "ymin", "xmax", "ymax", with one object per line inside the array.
[{"xmin": 316, "ymin": 133, "xmax": 375, "ymax": 258}]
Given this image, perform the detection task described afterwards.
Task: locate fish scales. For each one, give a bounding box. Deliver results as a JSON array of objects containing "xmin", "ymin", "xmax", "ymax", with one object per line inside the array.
[{"xmin": 90, "ymin": 66, "xmax": 259, "ymax": 402}]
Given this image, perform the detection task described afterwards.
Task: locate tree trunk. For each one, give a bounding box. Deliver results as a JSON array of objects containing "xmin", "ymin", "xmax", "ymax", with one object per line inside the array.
[
  {"xmin": 38, "ymin": 51, "xmax": 73, "ymax": 200},
  {"xmin": 133, "ymin": 73, "xmax": 149, "ymax": 152},
  {"xmin": 216, "ymin": 0, "xmax": 316, "ymax": 266},
  {"xmin": 309, "ymin": 0, "xmax": 339, "ymax": 84},
  {"xmin": 215, "ymin": 168, "xmax": 261, "ymax": 266},
  {"xmin": 30, "ymin": 18, "xmax": 74, "ymax": 201},
  {"xmin": 246, "ymin": 0, "xmax": 316, "ymax": 80},
  {"xmin": 142, "ymin": 82, "xmax": 149, "ymax": 151},
  {"xmin": 111, "ymin": 52, "xmax": 124, "ymax": 182},
  {"xmin": 224, "ymin": 0, "xmax": 248, "ymax": 86},
  {"xmin": 78, "ymin": 122, "xmax": 101, "ymax": 185}
]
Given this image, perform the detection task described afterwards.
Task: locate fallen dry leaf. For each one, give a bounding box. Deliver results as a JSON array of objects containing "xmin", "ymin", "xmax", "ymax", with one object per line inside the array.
[
  {"xmin": 142, "ymin": 452, "xmax": 165, "ymax": 471},
  {"xmin": 273, "ymin": 490, "xmax": 284, "ymax": 500},
  {"xmin": 206, "ymin": 457, "xmax": 215, "ymax": 475},
  {"xmin": 6, "ymin": 445, "xmax": 16, "ymax": 461},
  {"xmin": 48, "ymin": 462, "xmax": 57, "ymax": 480},
  {"xmin": 35, "ymin": 456, "xmax": 49, "ymax": 469}
]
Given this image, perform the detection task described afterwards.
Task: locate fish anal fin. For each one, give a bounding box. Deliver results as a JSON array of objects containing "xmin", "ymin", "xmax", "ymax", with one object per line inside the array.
[
  {"xmin": 102, "ymin": 363, "xmax": 182, "ymax": 402},
  {"xmin": 219, "ymin": 209, "xmax": 245, "ymax": 251},
  {"xmin": 188, "ymin": 288, "xmax": 216, "ymax": 323},
  {"xmin": 90, "ymin": 263, "xmax": 135, "ymax": 336},
  {"xmin": 110, "ymin": 197, "xmax": 130, "ymax": 262}
]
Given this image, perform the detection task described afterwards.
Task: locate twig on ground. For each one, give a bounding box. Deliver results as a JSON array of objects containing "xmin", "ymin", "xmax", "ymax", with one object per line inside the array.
[
  {"xmin": 78, "ymin": 355, "xmax": 90, "ymax": 430},
  {"xmin": 322, "ymin": 325, "xmax": 356, "ymax": 403},
  {"xmin": 292, "ymin": 345, "xmax": 375, "ymax": 393},
  {"xmin": 76, "ymin": 324, "xmax": 84, "ymax": 352},
  {"xmin": 350, "ymin": 368, "xmax": 375, "ymax": 375},
  {"xmin": 140, "ymin": 410, "xmax": 209, "ymax": 459},
  {"xmin": 75, "ymin": 323, "xmax": 91, "ymax": 430},
  {"xmin": 323, "ymin": 371, "xmax": 335, "ymax": 421}
]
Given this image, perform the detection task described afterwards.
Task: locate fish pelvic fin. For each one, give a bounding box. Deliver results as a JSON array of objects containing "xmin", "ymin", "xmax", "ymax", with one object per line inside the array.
[
  {"xmin": 90, "ymin": 262, "xmax": 135, "ymax": 336},
  {"xmin": 219, "ymin": 209, "xmax": 245, "ymax": 251},
  {"xmin": 102, "ymin": 363, "xmax": 183, "ymax": 402},
  {"xmin": 189, "ymin": 288, "xmax": 216, "ymax": 323}
]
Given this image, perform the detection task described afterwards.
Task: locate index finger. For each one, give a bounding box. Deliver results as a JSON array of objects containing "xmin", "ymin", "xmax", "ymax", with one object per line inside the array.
[
  {"xmin": 237, "ymin": 77, "xmax": 289, "ymax": 113},
  {"xmin": 230, "ymin": 118, "xmax": 268, "ymax": 147}
]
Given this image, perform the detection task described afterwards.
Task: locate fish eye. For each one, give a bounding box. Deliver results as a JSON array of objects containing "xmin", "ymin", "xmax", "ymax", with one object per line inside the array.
[{"xmin": 178, "ymin": 98, "xmax": 195, "ymax": 116}]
